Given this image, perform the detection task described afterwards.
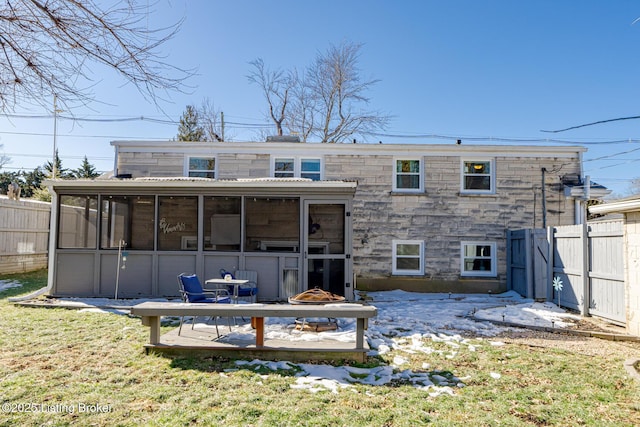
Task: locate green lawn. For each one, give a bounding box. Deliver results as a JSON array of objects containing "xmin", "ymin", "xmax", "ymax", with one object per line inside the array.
[{"xmin": 1, "ymin": 270, "xmax": 639, "ymax": 426}]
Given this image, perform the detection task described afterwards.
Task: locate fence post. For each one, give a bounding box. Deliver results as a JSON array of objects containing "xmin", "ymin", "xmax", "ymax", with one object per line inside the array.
[
  {"xmin": 546, "ymin": 226, "xmax": 554, "ymax": 302},
  {"xmin": 525, "ymin": 229, "xmax": 533, "ymax": 299},
  {"xmin": 581, "ymin": 222, "xmax": 590, "ymax": 316},
  {"xmin": 506, "ymin": 230, "xmax": 512, "ymax": 291}
]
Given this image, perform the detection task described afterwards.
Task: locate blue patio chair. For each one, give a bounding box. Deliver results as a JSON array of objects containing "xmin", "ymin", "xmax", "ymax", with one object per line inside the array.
[
  {"xmin": 177, "ymin": 272, "xmax": 231, "ymax": 337},
  {"xmin": 219, "ymin": 268, "xmax": 258, "ymax": 303}
]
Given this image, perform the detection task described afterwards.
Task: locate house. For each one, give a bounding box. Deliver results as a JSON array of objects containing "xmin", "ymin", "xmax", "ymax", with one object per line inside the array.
[{"xmin": 45, "ymin": 140, "xmax": 600, "ymax": 300}]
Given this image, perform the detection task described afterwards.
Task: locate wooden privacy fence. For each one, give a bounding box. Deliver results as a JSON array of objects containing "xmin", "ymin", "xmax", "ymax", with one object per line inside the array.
[
  {"xmin": 0, "ymin": 196, "xmax": 51, "ymax": 274},
  {"xmin": 508, "ymin": 220, "xmax": 625, "ymax": 325}
]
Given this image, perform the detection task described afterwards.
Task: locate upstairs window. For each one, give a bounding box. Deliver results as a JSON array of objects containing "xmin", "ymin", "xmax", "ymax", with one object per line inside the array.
[
  {"xmin": 462, "ymin": 159, "xmax": 495, "ymax": 193},
  {"xmin": 187, "ymin": 157, "xmax": 216, "ymax": 178},
  {"xmin": 272, "ymin": 157, "xmax": 322, "ymax": 180},
  {"xmin": 274, "ymin": 158, "xmax": 295, "ymax": 178},
  {"xmin": 301, "ymin": 159, "xmax": 321, "ymax": 181},
  {"xmin": 393, "ymin": 159, "xmax": 423, "ymax": 192}
]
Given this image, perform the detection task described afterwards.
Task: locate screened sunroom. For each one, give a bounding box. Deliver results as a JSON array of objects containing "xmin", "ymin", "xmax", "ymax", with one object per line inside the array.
[{"xmin": 46, "ymin": 177, "xmax": 356, "ymax": 301}]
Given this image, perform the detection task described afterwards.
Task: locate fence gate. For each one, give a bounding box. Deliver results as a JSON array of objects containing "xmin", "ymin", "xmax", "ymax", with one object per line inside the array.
[{"xmin": 507, "ymin": 228, "xmax": 550, "ymax": 300}]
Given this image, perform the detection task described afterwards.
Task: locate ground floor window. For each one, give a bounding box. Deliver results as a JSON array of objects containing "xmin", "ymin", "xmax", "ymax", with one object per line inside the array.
[
  {"xmin": 100, "ymin": 195, "xmax": 154, "ymax": 250},
  {"xmin": 157, "ymin": 196, "xmax": 198, "ymax": 251},
  {"xmin": 56, "ymin": 194, "xmax": 307, "ymax": 253},
  {"xmin": 204, "ymin": 196, "xmax": 241, "ymax": 251},
  {"xmin": 461, "ymin": 241, "xmax": 496, "ymax": 276},
  {"xmin": 392, "ymin": 240, "xmax": 424, "ymax": 275},
  {"xmin": 245, "ymin": 198, "xmax": 300, "ymax": 251},
  {"xmin": 58, "ymin": 195, "xmax": 98, "ymax": 249}
]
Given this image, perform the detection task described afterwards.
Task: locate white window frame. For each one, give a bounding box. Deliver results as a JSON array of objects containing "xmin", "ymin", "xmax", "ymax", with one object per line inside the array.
[
  {"xmin": 392, "ymin": 240, "xmax": 425, "ymax": 275},
  {"xmin": 393, "ymin": 158, "xmax": 424, "ymax": 193},
  {"xmin": 460, "ymin": 241, "xmax": 497, "ymax": 277},
  {"xmin": 271, "ymin": 156, "xmax": 323, "ymax": 180},
  {"xmin": 460, "ymin": 158, "xmax": 495, "ymax": 194},
  {"xmin": 185, "ymin": 156, "xmax": 216, "ymax": 178}
]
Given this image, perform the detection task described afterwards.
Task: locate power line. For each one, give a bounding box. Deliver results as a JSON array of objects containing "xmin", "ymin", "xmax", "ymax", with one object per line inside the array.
[
  {"xmin": 363, "ymin": 131, "xmax": 640, "ymax": 145},
  {"xmin": 4, "ymin": 152, "xmax": 112, "ymax": 161},
  {"xmin": 0, "ymin": 130, "xmax": 171, "ymax": 139},
  {"xmin": 8, "ymin": 112, "xmax": 640, "ymax": 143}
]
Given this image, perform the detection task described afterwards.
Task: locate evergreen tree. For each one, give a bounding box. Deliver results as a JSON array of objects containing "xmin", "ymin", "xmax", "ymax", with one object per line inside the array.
[
  {"xmin": 33, "ymin": 152, "xmax": 70, "ymax": 202},
  {"xmin": 71, "ymin": 156, "xmax": 100, "ymax": 178},
  {"xmin": 176, "ymin": 105, "xmax": 205, "ymax": 141},
  {"xmin": 0, "ymin": 171, "xmax": 21, "ymax": 195},
  {"xmin": 43, "ymin": 150, "xmax": 69, "ymax": 179},
  {"xmin": 20, "ymin": 167, "xmax": 46, "ymax": 199}
]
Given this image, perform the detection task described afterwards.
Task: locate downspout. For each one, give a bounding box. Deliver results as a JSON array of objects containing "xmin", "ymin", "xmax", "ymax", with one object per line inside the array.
[
  {"xmin": 582, "ymin": 175, "xmax": 590, "ymax": 224},
  {"xmin": 541, "ymin": 168, "xmax": 547, "ymax": 229},
  {"xmin": 574, "ymin": 199, "xmax": 582, "ymax": 225},
  {"xmin": 45, "ymin": 184, "xmax": 58, "ymax": 295},
  {"xmin": 113, "ymin": 143, "xmax": 119, "ymax": 177}
]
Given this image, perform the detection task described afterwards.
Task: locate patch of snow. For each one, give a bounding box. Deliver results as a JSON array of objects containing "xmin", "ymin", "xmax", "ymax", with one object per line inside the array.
[{"xmin": 0, "ymin": 280, "xmax": 22, "ymax": 292}]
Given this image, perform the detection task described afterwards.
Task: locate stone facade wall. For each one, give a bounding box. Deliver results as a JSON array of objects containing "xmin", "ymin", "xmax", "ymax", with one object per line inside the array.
[
  {"xmin": 115, "ymin": 146, "xmax": 581, "ymax": 292},
  {"xmin": 624, "ymin": 212, "xmax": 640, "ymax": 336},
  {"xmin": 116, "ymin": 152, "xmax": 184, "ymax": 177},
  {"xmin": 217, "ymin": 153, "xmax": 269, "ymax": 178},
  {"xmin": 117, "ymin": 151, "xmax": 271, "ymax": 178},
  {"xmin": 324, "ymin": 153, "xmax": 579, "ymax": 291}
]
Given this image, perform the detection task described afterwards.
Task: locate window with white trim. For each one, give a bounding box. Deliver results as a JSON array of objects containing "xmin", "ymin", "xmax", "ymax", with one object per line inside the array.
[
  {"xmin": 272, "ymin": 157, "xmax": 322, "ymax": 180},
  {"xmin": 392, "ymin": 240, "xmax": 424, "ymax": 275},
  {"xmin": 187, "ymin": 157, "xmax": 216, "ymax": 178},
  {"xmin": 300, "ymin": 158, "xmax": 321, "ymax": 180},
  {"xmin": 461, "ymin": 241, "xmax": 497, "ymax": 276},
  {"xmin": 393, "ymin": 159, "xmax": 423, "ymax": 192},
  {"xmin": 461, "ymin": 159, "xmax": 495, "ymax": 193}
]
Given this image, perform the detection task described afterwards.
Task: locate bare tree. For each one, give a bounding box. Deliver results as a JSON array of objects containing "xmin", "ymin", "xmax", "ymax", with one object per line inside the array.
[
  {"xmin": 306, "ymin": 42, "xmax": 389, "ymax": 143},
  {"xmin": 247, "ymin": 58, "xmax": 295, "ymax": 137},
  {"xmin": 0, "ymin": 0, "xmax": 192, "ymax": 112},
  {"xmin": 285, "ymin": 69, "xmax": 315, "ymax": 142},
  {"xmin": 249, "ymin": 42, "xmax": 390, "ymax": 143},
  {"xmin": 198, "ymin": 98, "xmax": 226, "ymax": 141},
  {"xmin": 0, "ymin": 145, "xmax": 9, "ymax": 168}
]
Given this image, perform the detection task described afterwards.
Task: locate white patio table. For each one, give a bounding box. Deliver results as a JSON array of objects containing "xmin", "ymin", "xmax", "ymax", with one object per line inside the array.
[{"xmin": 205, "ymin": 278, "xmax": 249, "ymax": 304}]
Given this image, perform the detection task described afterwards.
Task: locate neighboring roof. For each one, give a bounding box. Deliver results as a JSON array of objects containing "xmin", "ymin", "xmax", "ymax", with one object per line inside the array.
[
  {"xmin": 110, "ymin": 140, "xmax": 587, "ymax": 158},
  {"xmin": 564, "ymin": 180, "xmax": 611, "ymax": 199},
  {"xmin": 44, "ymin": 177, "xmax": 357, "ymax": 195},
  {"xmin": 589, "ymin": 195, "xmax": 640, "ymax": 215}
]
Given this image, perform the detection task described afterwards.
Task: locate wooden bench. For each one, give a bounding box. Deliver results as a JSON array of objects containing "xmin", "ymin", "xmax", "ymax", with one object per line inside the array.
[{"xmin": 130, "ymin": 301, "xmax": 377, "ymax": 351}]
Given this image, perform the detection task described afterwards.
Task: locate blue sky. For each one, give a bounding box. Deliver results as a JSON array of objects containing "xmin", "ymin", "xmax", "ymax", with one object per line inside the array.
[{"xmin": 2, "ymin": 0, "xmax": 640, "ymax": 196}]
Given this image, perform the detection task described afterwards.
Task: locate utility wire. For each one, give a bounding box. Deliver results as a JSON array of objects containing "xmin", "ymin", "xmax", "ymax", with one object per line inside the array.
[{"xmin": 541, "ymin": 115, "xmax": 640, "ymax": 133}]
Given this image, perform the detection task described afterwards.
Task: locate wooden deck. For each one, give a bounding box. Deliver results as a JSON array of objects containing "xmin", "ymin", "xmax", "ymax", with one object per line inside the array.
[{"xmin": 143, "ymin": 321, "xmax": 371, "ymax": 362}]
